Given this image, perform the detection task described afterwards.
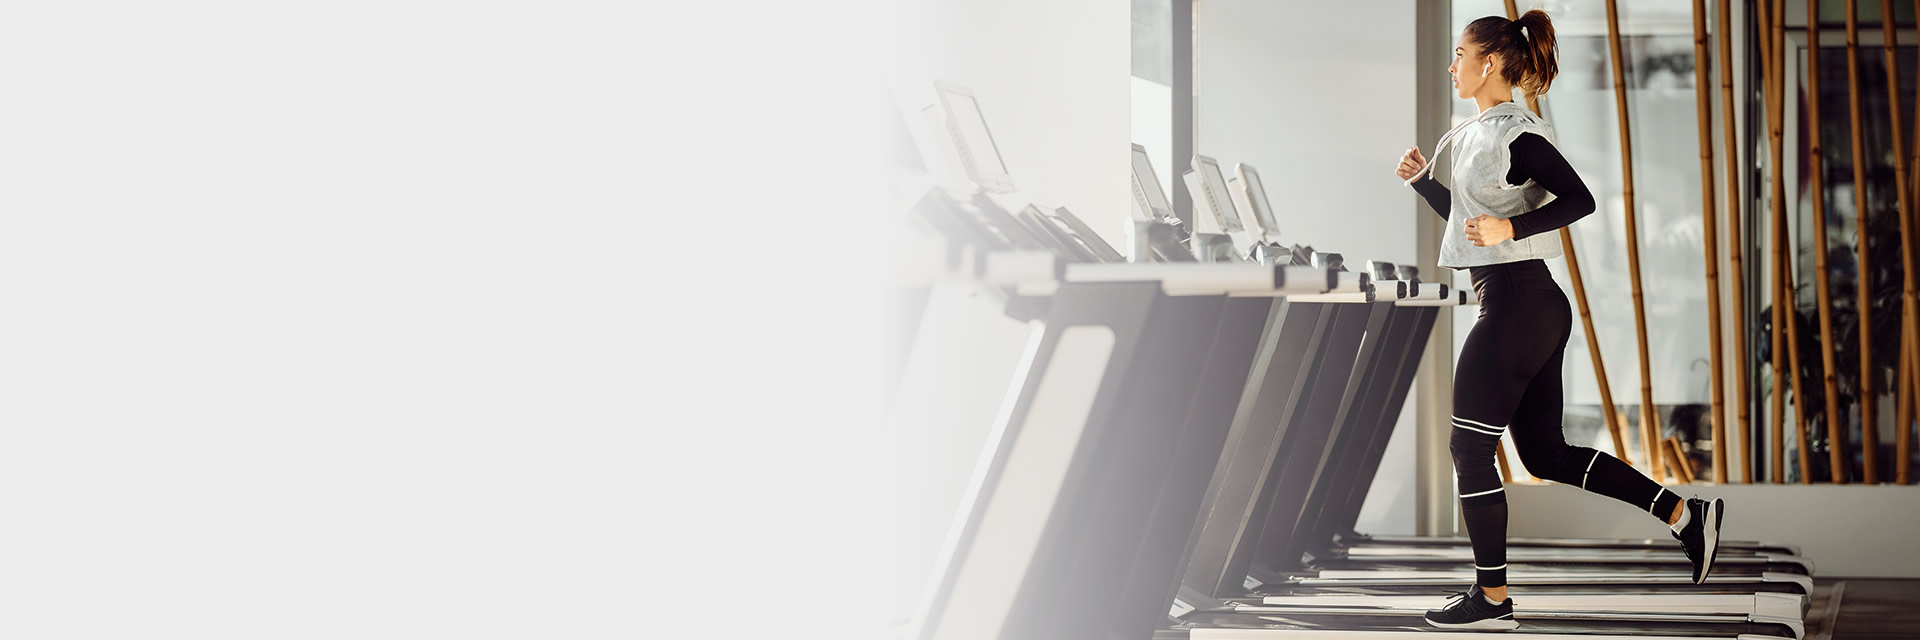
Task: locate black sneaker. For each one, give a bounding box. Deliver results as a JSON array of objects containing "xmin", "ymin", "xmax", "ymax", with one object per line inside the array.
[
  {"xmin": 1424, "ymin": 584, "xmax": 1517, "ymax": 630},
  {"xmin": 1672, "ymin": 496, "xmax": 1724, "ymax": 584}
]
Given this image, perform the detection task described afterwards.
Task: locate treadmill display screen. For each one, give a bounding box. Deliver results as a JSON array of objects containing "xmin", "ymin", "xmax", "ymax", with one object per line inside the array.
[
  {"xmin": 945, "ymin": 91, "xmax": 1011, "ymax": 181},
  {"xmin": 1198, "ymin": 159, "xmax": 1245, "ymax": 233},
  {"xmin": 1241, "ymin": 166, "xmax": 1280, "ymax": 234},
  {"xmin": 1132, "ymin": 147, "xmax": 1172, "ymax": 215}
]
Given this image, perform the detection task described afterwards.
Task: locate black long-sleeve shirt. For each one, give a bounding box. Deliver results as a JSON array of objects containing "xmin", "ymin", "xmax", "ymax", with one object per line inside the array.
[{"xmin": 1410, "ymin": 132, "xmax": 1596, "ymax": 241}]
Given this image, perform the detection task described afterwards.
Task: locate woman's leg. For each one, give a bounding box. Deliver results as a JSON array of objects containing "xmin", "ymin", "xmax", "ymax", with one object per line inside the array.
[
  {"xmin": 1449, "ymin": 312, "xmax": 1559, "ymax": 592},
  {"xmin": 1507, "ymin": 343, "xmax": 1683, "ymax": 525}
]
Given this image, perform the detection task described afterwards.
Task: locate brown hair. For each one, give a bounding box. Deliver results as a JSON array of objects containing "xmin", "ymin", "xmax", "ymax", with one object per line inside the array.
[{"xmin": 1464, "ymin": 9, "xmax": 1559, "ymax": 96}]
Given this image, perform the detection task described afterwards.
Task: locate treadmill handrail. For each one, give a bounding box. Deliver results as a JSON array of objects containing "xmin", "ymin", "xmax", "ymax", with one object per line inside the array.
[{"xmin": 1063, "ymin": 263, "xmax": 1331, "ymax": 296}]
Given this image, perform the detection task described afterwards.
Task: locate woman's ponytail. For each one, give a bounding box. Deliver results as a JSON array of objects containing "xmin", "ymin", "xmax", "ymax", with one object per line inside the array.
[{"xmin": 1516, "ymin": 9, "xmax": 1558, "ymax": 96}]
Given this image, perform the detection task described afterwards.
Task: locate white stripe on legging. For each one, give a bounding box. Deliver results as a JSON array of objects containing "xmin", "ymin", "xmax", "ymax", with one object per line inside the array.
[
  {"xmin": 1581, "ymin": 451, "xmax": 1601, "ymax": 489},
  {"xmin": 1453, "ymin": 415, "xmax": 1504, "ymax": 430},
  {"xmin": 1648, "ymin": 487, "xmax": 1667, "ymax": 514},
  {"xmin": 1475, "ymin": 564, "xmax": 1507, "ymax": 571},
  {"xmin": 1452, "ymin": 420, "xmax": 1504, "ymax": 436},
  {"xmin": 1459, "ymin": 487, "xmax": 1505, "ymax": 498}
]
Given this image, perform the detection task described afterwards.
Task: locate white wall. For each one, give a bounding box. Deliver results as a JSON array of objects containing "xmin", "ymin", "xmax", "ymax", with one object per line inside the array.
[
  {"xmin": 1133, "ymin": 76, "xmax": 1175, "ymax": 200},
  {"xmin": 885, "ymin": 0, "xmax": 1133, "ymax": 248},
  {"xmin": 1195, "ymin": 0, "xmax": 1421, "ymax": 267},
  {"xmin": 880, "ymin": 0, "xmax": 1132, "ymax": 624},
  {"xmin": 1197, "ymin": 0, "xmax": 1423, "ymax": 535},
  {"xmin": 1356, "ymin": 397, "xmax": 1422, "ymax": 535}
]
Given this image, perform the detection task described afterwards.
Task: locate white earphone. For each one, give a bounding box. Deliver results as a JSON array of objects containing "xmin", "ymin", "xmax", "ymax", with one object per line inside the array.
[{"xmin": 1482, "ymin": 61, "xmax": 1492, "ymax": 77}]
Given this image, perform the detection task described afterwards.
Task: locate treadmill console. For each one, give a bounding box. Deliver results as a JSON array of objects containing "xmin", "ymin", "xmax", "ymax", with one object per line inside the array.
[{"xmin": 934, "ymin": 81, "xmax": 1016, "ymax": 194}]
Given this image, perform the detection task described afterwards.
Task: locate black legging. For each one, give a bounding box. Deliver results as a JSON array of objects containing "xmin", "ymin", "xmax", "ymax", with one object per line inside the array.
[{"xmin": 1450, "ymin": 259, "xmax": 1682, "ymax": 589}]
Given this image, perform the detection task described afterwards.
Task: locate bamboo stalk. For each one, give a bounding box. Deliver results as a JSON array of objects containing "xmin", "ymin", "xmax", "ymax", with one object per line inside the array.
[
  {"xmin": 1876, "ymin": 0, "xmax": 1920, "ymax": 486},
  {"xmin": 1842, "ymin": 0, "xmax": 1869, "ymax": 485},
  {"xmin": 1662, "ymin": 440, "xmax": 1680, "ymax": 483},
  {"xmin": 1690, "ymin": 0, "xmax": 1729, "ymax": 485},
  {"xmin": 1667, "ymin": 436, "xmax": 1697, "ymax": 483},
  {"xmin": 1717, "ymin": 0, "xmax": 1750, "ymax": 484},
  {"xmin": 1763, "ymin": 0, "xmax": 1789, "ymax": 484},
  {"xmin": 1805, "ymin": 0, "xmax": 1846, "ymax": 487},
  {"xmin": 1642, "ymin": 405, "xmax": 1664, "ymax": 480},
  {"xmin": 1602, "ymin": 0, "xmax": 1662, "ymax": 484},
  {"xmin": 1501, "ymin": 0, "xmax": 1631, "ymax": 464}
]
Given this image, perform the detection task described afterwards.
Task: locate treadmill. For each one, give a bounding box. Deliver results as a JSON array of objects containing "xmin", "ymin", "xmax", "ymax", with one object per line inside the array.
[
  {"xmin": 906, "ymin": 204, "xmax": 1339, "ymax": 640},
  {"xmin": 885, "ymin": 80, "xmax": 1183, "ymax": 627},
  {"xmin": 911, "ymin": 127, "xmax": 1446, "ymax": 640},
  {"xmin": 899, "ymin": 83, "xmax": 1345, "ymax": 639},
  {"xmin": 1082, "ymin": 152, "xmax": 1472, "ymax": 639},
  {"xmin": 1107, "ymin": 150, "xmax": 1461, "ymax": 640}
]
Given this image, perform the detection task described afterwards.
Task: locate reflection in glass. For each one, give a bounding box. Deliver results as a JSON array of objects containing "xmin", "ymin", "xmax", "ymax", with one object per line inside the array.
[{"xmin": 1787, "ymin": 35, "xmax": 1917, "ymax": 484}]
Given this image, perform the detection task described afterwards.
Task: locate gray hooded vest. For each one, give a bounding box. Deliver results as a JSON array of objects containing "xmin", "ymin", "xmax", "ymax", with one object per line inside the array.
[{"xmin": 1406, "ymin": 100, "xmax": 1562, "ymax": 269}]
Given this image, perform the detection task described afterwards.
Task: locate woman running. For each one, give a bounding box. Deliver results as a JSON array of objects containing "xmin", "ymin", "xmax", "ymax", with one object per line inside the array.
[{"xmin": 1391, "ymin": 9, "xmax": 1725, "ymax": 631}]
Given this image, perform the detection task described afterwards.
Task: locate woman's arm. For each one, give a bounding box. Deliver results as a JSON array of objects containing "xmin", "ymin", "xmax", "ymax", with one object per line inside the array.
[
  {"xmin": 1504, "ymin": 132, "xmax": 1596, "ymax": 240},
  {"xmin": 1411, "ymin": 174, "xmax": 1451, "ymax": 221}
]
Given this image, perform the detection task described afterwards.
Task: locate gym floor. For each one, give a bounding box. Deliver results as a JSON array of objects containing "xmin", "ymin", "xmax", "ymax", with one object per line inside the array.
[{"xmin": 1805, "ymin": 578, "xmax": 1920, "ymax": 639}]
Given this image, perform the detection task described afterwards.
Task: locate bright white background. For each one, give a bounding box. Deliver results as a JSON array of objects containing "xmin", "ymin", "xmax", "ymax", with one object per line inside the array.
[
  {"xmin": 0, "ymin": 2, "xmax": 889, "ymax": 638},
  {"xmin": 1196, "ymin": 0, "xmax": 1421, "ymax": 267}
]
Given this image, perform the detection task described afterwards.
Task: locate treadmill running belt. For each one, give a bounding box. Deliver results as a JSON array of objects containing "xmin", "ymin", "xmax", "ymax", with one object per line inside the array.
[{"xmin": 1173, "ymin": 610, "xmax": 1795, "ymax": 637}]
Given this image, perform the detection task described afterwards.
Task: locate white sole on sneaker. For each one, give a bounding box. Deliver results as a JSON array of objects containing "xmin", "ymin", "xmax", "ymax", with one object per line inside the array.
[
  {"xmin": 1425, "ymin": 615, "xmax": 1518, "ymax": 630},
  {"xmin": 1698, "ymin": 498, "xmax": 1723, "ymax": 584}
]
